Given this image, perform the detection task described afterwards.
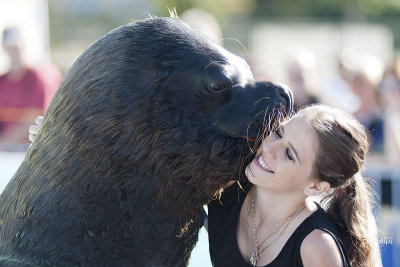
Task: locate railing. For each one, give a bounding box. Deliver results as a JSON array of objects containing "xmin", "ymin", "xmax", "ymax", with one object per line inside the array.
[{"xmin": 364, "ymin": 158, "xmax": 400, "ymax": 267}]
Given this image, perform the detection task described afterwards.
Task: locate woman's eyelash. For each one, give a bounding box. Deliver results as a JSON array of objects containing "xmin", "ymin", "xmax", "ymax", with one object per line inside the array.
[
  {"xmin": 275, "ymin": 127, "xmax": 295, "ymax": 162},
  {"xmin": 275, "ymin": 128, "xmax": 282, "ymax": 138},
  {"xmin": 285, "ymin": 148, "xmax": 294, "ymax": 161}
]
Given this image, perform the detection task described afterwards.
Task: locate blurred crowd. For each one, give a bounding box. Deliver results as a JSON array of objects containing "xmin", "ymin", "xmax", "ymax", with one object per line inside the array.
[{"xmin": 284, "ymin": 48, "xmax": 400, "ymax": 165}]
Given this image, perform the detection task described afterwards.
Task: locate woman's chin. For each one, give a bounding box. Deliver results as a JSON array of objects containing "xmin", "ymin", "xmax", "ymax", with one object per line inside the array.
[
  {"xmin": 245, "ymin": 162, "xmax": 275, "ymax": 186},
  {"xmin": 245, "ymin": 164, "xmax": 258, "ymax": 182}
]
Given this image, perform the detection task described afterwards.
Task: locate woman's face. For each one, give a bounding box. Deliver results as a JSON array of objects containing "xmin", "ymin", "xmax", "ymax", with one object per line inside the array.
[{"xmin": 245, "ymin": 114, "xmax": 318, "ymax": 194}]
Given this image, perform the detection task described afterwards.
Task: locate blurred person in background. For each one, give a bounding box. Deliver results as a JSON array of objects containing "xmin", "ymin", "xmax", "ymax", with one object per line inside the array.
[
  {"xmin": 320, "ymin": 53, "xmax": 361, "ymax": 114},
  {"xmin": 351, "ymin": 55, "xmax": 385, "ymax": 155},
  {"xmin": 286, "ymin": 49, "xmax": 319, "ymax": 111},
  {"xmin": 0, "ymin": 27, "xmax": 46, "ymax": 151},
  {"xmin": 379, "ymin": 55, "xmax": 400, "ymax": 164}
]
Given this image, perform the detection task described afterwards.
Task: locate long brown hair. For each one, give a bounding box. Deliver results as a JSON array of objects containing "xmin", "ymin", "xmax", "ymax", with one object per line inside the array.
[{"xmin": 298, "ymin": 105, "xmax": 377, "ymax": 267}]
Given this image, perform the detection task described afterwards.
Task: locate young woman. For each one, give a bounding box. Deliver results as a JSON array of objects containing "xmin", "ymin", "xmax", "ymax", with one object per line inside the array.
[{"xmin": 208, "ymin": 104, "xmax": 380, "ymax": 267}]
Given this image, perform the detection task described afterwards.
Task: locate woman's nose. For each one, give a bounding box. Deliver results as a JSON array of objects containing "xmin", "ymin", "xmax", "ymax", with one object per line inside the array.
[{"xmin": 262, "ymin": 139, "xmax": 280, "ymax": 159}]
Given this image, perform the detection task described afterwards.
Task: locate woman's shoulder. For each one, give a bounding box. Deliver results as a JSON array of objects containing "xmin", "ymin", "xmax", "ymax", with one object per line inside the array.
[
  {"xmin": 300, "ymin": 229, "xmax": 345, "ymax": 267},
  {"xmin": 298, "ymin": 204, "xmax": 349, "ymax": 267}
]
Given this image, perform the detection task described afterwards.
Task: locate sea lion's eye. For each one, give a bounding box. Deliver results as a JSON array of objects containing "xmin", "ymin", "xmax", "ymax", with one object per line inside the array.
[
  {"xmin": 209, "ymin": 82, "xmax": 230, "ymax": 93},
  {"xmin": 210, "ymin": 83, "xmax": 223, "ymax": 91}
]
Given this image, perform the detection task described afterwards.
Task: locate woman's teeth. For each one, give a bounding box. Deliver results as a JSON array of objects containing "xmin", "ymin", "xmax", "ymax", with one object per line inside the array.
[{"xmin": 258, "ymin": 156, "xmax": 273, "ymax": 173}]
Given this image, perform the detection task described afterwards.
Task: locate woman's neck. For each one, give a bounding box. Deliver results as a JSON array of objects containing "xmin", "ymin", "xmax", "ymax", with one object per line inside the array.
[{"xmin": 250, "ymin": 186, "xmax": 309, "ymax": 226}]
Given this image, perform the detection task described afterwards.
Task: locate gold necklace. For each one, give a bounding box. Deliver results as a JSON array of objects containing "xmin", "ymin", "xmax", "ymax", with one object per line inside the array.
[{"xmin": 246, "ymin": 191, "xmax": 306, "ymax": 267}]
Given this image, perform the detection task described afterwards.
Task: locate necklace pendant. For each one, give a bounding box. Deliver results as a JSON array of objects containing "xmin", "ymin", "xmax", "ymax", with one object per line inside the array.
[{"xmin": 250, "ymin": 252, "xmax": 258, "ymax": 266}]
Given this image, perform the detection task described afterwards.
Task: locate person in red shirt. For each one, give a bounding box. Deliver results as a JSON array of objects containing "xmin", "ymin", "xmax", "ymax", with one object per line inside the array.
[{"xmin": 0, "ymin": 27, "xmax": 47, "ymax": 151}]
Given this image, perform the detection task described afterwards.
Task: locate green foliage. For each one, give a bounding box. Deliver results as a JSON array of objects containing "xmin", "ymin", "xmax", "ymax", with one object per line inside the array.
[
  {"xmin": 157, "ymin": 0, "xmax": 400, "ymax": 17},
  {"xmin": 158, "ymin": 0, "xmax": 256, "ymax": 17}
]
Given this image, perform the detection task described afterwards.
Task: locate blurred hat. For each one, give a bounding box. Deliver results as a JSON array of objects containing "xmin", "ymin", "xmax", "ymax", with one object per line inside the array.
[{"xmin": 2, "ymin": 27, "xmax": 23, "ymax": 47}]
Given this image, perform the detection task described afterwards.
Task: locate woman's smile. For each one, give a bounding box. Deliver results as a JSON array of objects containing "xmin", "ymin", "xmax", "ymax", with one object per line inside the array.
[{"xmin": 255, "ymin": 154, "xmax": 274, "ymax": 173}]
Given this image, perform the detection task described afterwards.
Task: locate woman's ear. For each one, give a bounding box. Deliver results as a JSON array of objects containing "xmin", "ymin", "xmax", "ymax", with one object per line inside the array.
[{"xmin": 304, "ymin": 181, "xmax": 331, "ymax": 196}]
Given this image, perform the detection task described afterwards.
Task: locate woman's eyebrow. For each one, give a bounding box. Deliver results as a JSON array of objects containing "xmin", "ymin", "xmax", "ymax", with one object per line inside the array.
[{"xmin": 281, "ymin": 126, "xmax": 301, "ymax": 163}]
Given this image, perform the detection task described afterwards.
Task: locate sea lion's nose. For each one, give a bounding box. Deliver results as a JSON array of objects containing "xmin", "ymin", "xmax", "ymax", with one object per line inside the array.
[{"xmin": 275, "ymin": 82, "xmax": 294, "ymax": 113}]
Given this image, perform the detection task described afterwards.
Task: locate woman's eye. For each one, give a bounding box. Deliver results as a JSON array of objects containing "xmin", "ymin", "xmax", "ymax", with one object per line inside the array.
[
  {"xmin": 286, "ymin": 148, "xmax": 295, "ymax": 161},
  {"xmin": 275, "ymin": 128, "xmax": 282, "ymax": 138}
]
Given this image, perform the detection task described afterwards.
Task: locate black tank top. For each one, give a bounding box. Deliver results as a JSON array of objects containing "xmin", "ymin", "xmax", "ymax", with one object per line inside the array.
[{"xmin": 207, "ymin": 183, "xmax": 350, "ymax": 267}]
